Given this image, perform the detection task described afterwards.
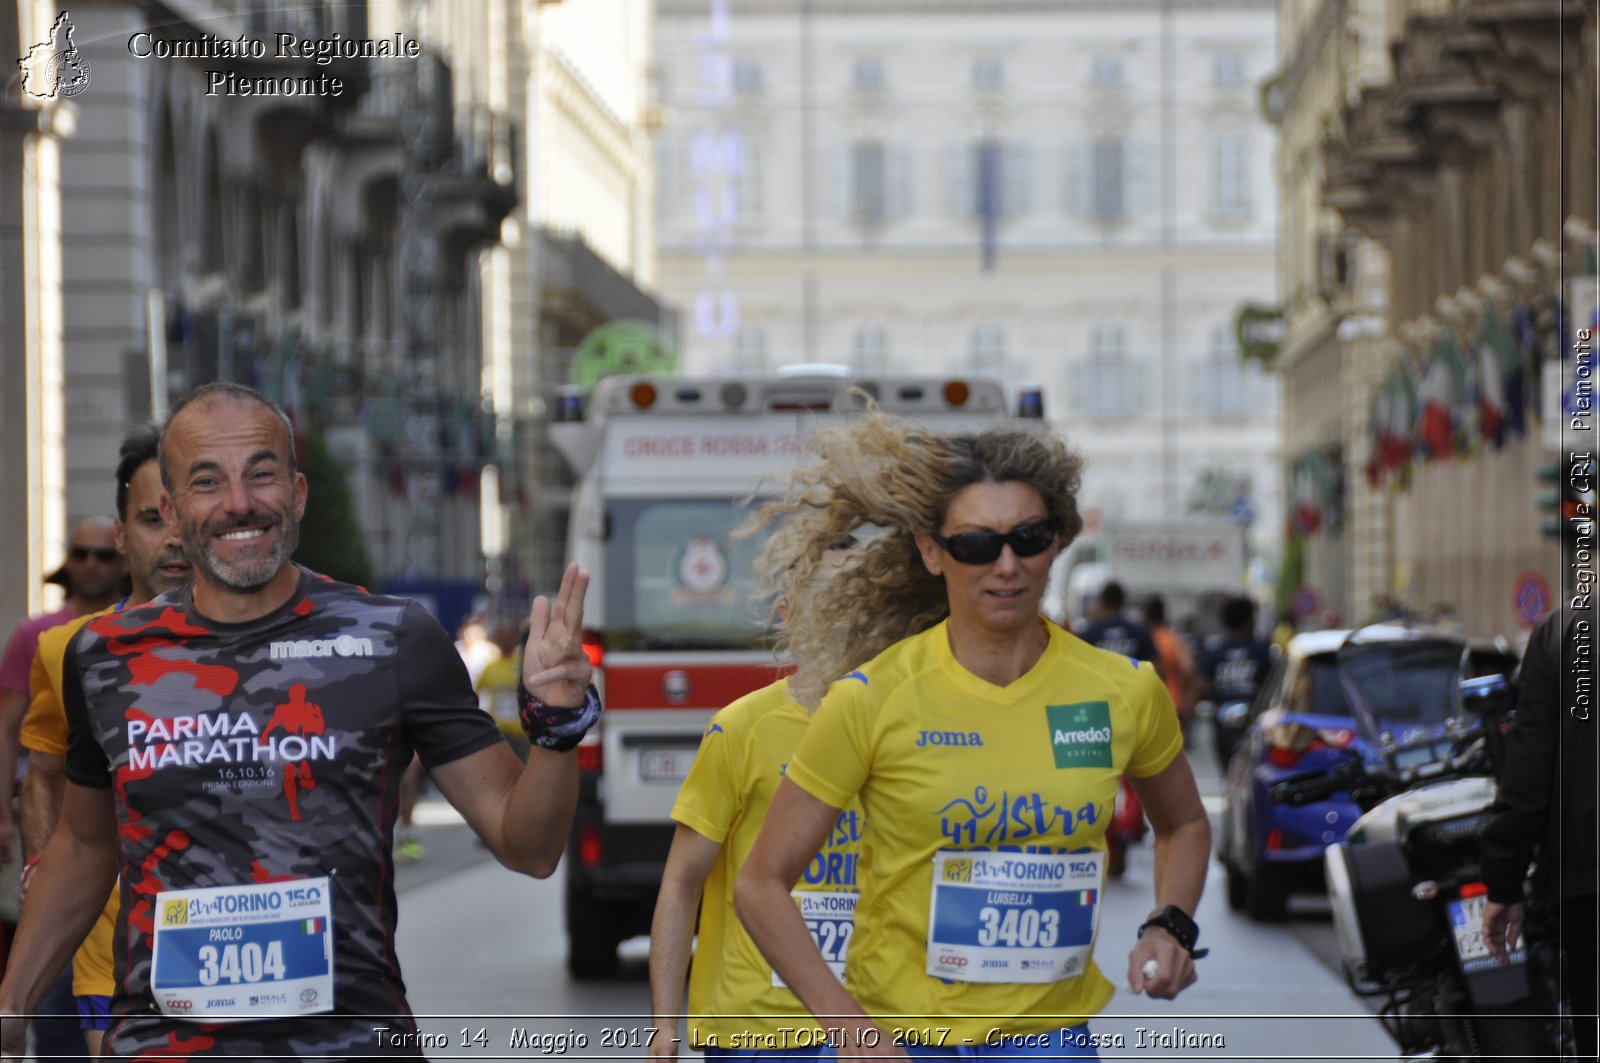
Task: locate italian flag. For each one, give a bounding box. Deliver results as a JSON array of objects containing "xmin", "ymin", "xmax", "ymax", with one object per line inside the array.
[
  {"xmin": 1073, "ymin": 889, "xmax": 1097, "ymax": 906},
  {"xmin": 302, "ymin": 918, "xmax": 324, "ymax": 934},
  {"xmin": 1477, "ymin": 298, "xmax": 1519, "ymax": 447},
  {"xmin": 1417, "ymin": 338, "xmax": 1464, "ymax": 460}
]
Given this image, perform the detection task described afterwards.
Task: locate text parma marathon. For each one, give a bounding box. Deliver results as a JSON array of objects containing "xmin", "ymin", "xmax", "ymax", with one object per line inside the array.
[
  {"xmin": 127, "ymin": 31, "xmax": 421, "ymax": 97},
  {"xmin": 126, "ymin": 712, "xmax": 337, "ymax": 771}
]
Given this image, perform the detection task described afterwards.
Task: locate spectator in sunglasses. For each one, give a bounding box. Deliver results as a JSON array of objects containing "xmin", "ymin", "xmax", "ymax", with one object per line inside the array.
[
  {"xmin": 0, "ymin": 518, "xmax": 126, "ymax": 867},
  {"xmin": 735, "ymin": 413, "xmax": 1210, "ymax": 1061},
  {"xmin": 0, "ymin": 517, "xmax": 127, "ymax": 1059}
]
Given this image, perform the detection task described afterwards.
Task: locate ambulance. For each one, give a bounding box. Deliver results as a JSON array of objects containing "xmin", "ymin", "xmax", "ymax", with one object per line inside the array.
[{"xmin": 547, "ymin": 366, "xmax": 1036, "ymax": 976}]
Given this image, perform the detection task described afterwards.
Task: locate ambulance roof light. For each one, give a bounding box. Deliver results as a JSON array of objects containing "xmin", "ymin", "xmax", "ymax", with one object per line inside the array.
[
  {"xmin": 554, "ymin": 387, "xmax": 586, "ymax": 423},
  {"xmin": 776, "ymin": 363, "xmax": 851, "ymax": 378},
  {"xmin": 630, "ymin": 381, "xmax": 658, "ymax": 409},
  {"xmin": 1017, "ymin": 385, "xmax": 1045, "ymax": 419}
]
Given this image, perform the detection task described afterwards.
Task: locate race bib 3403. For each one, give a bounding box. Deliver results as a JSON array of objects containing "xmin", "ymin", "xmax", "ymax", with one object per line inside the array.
[{"xmin": 926, "ymin": 851, "xmax": 1103, "ymax": 984}]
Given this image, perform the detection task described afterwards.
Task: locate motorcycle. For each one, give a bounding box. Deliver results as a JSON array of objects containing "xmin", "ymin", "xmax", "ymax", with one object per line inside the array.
[{"xmin": 1273, "ymin": 629, "xmax": 1563, "ymax": 1062}]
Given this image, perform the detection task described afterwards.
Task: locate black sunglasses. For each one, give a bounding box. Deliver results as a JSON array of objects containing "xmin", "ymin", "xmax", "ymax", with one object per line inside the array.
[
  {"xmin": 69, "ymin": 546, "xmax": 119, "ymax": 563},
  {"xmin": 931, "ymin": 519, "xmax": 1056, "ymax": 566}
]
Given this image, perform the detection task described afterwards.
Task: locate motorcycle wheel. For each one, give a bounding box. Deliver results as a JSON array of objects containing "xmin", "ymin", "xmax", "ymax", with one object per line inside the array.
[
  {"xmin": 1244, "ymin": 854, "xmax": 1288, "ymax": 922},
  {"xmin": 1224, "ymin": 858, "xmax": 1248, "ymax": 911},
  {"xmin": 1468, "ymin": 1004, "xmax": 1551, "ymax": 1063}
]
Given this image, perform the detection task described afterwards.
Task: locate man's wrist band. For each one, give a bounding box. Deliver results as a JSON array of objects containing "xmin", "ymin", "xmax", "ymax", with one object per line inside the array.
[{"xmin": 517, "ymin": 682, "xmax": 602, "ymax": 753}]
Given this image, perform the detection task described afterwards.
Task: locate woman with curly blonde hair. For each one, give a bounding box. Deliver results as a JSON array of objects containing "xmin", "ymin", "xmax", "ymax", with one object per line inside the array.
[{"xmin": 735, "ymin": 412, "xmax": 1210, "ymax": 1061}]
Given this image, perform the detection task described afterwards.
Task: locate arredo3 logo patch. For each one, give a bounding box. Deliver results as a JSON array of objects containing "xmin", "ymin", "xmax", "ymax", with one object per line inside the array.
[{"xmin": 1045, "ymin": 702, "xmax": 1113, "ymax": 769}]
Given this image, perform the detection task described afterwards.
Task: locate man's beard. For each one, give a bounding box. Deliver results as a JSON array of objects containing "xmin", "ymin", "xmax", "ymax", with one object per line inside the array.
[
  {"xmin": 184, "ymin": 512, "xmax": 300, "ymax": 593},
  {"xmin": 139, "ymin": 549, "xmax": 192, "ymax": 599}
]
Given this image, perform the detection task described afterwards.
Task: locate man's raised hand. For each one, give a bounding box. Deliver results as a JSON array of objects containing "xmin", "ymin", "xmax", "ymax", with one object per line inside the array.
[{"xmin": 522, "ymin": 563, "xmax": 592, "ymax": 708}]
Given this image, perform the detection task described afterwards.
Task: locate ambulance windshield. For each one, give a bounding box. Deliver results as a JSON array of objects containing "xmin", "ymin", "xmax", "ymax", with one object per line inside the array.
[{"xmin": 603, "ymin": 497, "xmax": 773, "ymax": 651}]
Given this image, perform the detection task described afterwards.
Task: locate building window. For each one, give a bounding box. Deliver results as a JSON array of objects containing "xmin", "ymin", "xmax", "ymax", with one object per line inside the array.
[
  {"xmin": 852, "ymin": 324, "xmax": 890, "ymax": 370},
  {"xmin": 1090, "ymin": 139, "xmax": 1124, "ymax": 220},
  {"xmin": 737, "ymin": 138, "xmax": 764, "ymax": 222},
  {"xmin": 1189, "ymin": 325, "xmax": 1273, "ymax": 417},
  {"xmin": 837, "ymin": 142, "xmax": 910, "ymax": 224},
  {"xmin": 1090, "ymin": 54, "xmax": 1123, "ymax": 87},
  {"xmin": 1213, "ymin": 50, "xmax": 1247, "ymax": 87},
  {"xmin": 1078, "ymin": 358, "xmax": 1130, "ymax": 418},
  {"xmin": 952, "ymin": 140, "xmax": 1030, "ymax": 219},
  {"xmin": 853, "ymin": 56, "xmax": 885, "ymax": 92},
  {"xmin": 732, "ymin": 324, "xmax": 767, "ymax": 370},
  {"xmin": 1069, "ymin": 140, "xmax": 1152, "ymax": 221},
  {"xmin": 1210, "ymin": 135, "xmax": 1250, "ymax": 220},
  {"xmin": 972, "ymin": 56, "xmax": 1004, "ymax": 91},
  {"xmin": 1090, "ymin": 322, "xmax": 1123, "ymax": 358},
  {"xmin": 968, "ymin": 322, "xmax": 1006, "ymax": 374},
  {"xmin": 1073, "ymin": 323, "xmax": 1137, "ymax": 418},
  {"xmin": 733, "ymin": 58, "xmax": 763, "ymax": 95},
  {"xmin": 656, "ymin": 137, "xmax": 679, "ymax": 224},
  {"xmin": 850, "ymin": 140, "xmax": 888, "ymax": 224}
]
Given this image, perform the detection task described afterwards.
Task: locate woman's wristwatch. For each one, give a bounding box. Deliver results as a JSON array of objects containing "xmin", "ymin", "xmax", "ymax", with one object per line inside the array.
[{"xmin": 1137, "ymin": 905, "xmax": 1209, "ymax": 958}]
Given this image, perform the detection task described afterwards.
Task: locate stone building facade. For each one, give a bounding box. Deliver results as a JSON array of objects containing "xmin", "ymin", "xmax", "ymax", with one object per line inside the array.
[
  {"xmin": 2, "ymin": 0, "xmax": 663, "ymax": 633},
  {"xmin": 653, "ymin": 0, "xmax": 1286, "ymax": 576},
  {"xmin": 1273, "ymin": 0, "xmax": 1595, "ymax": 637}
]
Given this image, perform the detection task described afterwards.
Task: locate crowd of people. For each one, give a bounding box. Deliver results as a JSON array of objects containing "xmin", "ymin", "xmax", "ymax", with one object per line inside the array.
[
  {"xmin": 0, "ymin": 384, "xmax": 1589, "ymax": 1061},
  {"xmin": 0, "ymin": 384, "xmax": 601, "ymax": 1060}
]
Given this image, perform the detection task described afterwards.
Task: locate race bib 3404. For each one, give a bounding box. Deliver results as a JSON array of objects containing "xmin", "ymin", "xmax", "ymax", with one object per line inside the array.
[{"xmin": 151, "ymin": 877, "xmax": 334, "ymax": 1023}]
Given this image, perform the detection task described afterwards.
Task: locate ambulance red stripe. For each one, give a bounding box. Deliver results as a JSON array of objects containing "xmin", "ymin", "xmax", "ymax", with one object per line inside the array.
[{"xmin": 601, "ymin": 661, "xmax": 791, "ymax": 709}]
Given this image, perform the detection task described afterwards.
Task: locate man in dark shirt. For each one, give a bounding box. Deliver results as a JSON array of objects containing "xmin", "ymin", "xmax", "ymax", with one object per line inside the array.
[
  {"xmin": 1199, "ymin": 596, "xmax": 1274, "ymax": 770},
  {"xmin": 1075, "ymin": 581, "xmax": 1159, "ymax": 665},
  {"xmin": 0, "ymin": 383, "xmax": 601, "ymax": 1059},
  {"xmin": 1480, "ymin": 607, "xmax": 1599, "ymax": 1061}
]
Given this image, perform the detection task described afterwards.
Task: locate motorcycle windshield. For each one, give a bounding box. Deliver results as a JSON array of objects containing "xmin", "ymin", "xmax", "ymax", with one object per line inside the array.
[{"xmin": 1334, "ymin": 630, "xmax": 1467, "ymax": 751}]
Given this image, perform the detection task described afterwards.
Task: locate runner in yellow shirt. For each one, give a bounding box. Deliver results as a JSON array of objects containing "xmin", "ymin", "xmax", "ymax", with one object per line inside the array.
[
  {"xmin": 18, "ymin": 423, "xmax": 193, "ymax": 1056},
  {"xmin": 650, "ymin": 679, "xmax": 864, "ymax": 1060},
  {"xmin": 650, "ymin": 542, "xmax": 863, "ymax": 1061},
  {"xmin": 736, "ymin": 415, "xmax": 1211, "ymax": 1060}
]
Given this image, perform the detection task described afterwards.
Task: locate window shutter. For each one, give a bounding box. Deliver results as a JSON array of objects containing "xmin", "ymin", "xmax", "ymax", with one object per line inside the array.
[
  {"xmin": 886, "ymin": 144, "xmax": 913, "ymax": 220},
  {"xmin": 1066, "ymin": 141, "xmax": 1092, "ymax": 218},
  {"xmin": 1127, "ymin": 140, "xmax": 1153, "ymax": 217},
  {"xmin": 1130, "ymin": 358, "xmax": 1153, "ymax": 416},
  {"xmin": 656, "ymin": 137, "xmax": 678, "ymax": 222},
  {"xmin": 830, "ymin": 145, "xmax": 852, "ymax": 221},
  {"xmin": 948, "ymin": 144, "xmax": 975, "ymax": 218},
  {"xmin": 1002, "ymin": 143, "xmax": 1031, "ymax": 218},
  {"xmin": 738, "ymin": 138, "xmax": 763, "ymax": 221}
]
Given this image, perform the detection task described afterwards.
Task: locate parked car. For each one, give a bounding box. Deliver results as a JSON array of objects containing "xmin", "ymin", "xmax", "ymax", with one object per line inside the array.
[{"xmin": 1216, "ymin": 624, "xmax": 1517, "ymax": 921}]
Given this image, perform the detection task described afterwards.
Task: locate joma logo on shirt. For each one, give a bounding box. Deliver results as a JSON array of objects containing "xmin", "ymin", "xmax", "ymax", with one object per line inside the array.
[
  {"xmin": 916, "ymin": 730, "xmax": 984, "ymax": 748},
  {"xmin": 268, "ymin": 635, "xmax": 374, "ymax": 659},
  {"xmin": 1045, "ymin": 702, "xmax": 1113, "ymax": 769}
]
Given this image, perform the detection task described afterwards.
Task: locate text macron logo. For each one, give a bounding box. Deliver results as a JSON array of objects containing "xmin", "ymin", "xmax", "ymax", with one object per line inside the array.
[
  {"xmin": 1046, "ymin": 702, "xmax": 1114, "ymax": 769},
  {"xmin": 269, "ymin": 635, "xmax": 374, "ymax": 660}
]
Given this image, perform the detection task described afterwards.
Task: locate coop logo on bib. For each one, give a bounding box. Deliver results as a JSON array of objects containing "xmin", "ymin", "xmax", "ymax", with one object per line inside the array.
[{"xmin": 1046, "ymin": 702, "xmax": 1113, "ymax": 769}]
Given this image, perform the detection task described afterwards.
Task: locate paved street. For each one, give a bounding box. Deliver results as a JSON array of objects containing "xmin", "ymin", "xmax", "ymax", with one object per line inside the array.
[{"xmin": 392, "ymin": 726, "xmax": 1397, "ymax": 1061}]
